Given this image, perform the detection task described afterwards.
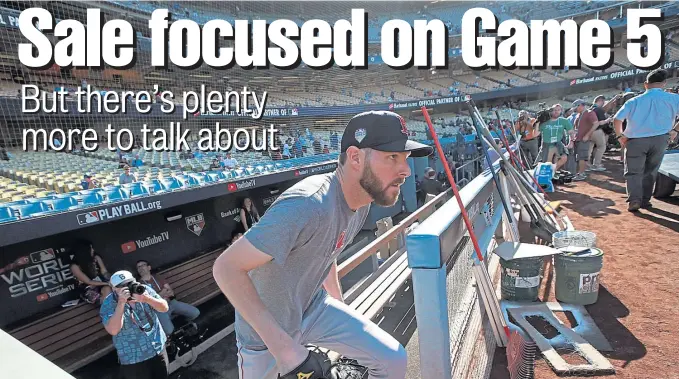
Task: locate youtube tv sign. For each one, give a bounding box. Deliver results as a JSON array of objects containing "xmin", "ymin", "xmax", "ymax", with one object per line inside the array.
[{"xmin": 121, "ymin": 241, "xmax": 137, "ymax": 254}]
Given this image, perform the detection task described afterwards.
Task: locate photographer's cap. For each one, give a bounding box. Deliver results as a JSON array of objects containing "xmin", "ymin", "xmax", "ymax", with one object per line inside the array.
[
  {"xmin": 341, "ymin": 111, "xmax": 433, "ymax": 158},
  {"xmin": 110, "ymin": 270, "xmax": 135, "ymax": 287}
]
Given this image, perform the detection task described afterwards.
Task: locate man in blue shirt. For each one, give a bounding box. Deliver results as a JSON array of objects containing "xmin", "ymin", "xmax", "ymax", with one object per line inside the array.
[
  {"xmin": 101, "ymin": 270, "xmax": 170, "ymax": 379},
  {"xmin": 614, "ymin": 69, "xmax": 679, "ymax": 212}
]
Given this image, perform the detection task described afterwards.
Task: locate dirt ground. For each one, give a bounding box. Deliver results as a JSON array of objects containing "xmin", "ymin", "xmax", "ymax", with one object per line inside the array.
[{"xmin": 491, "ymin": 153, "xmax": 679, "ymax": 379}]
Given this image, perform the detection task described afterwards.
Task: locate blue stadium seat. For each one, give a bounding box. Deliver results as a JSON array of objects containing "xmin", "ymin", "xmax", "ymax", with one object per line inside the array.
[
  {"xmin": 234, "ymin": 169, "xmax": 246, "ymax": 177},
  {"xmin": 121, "ymin": 182, "xmax": 151, "ymax": 198},
  {"xmin": 105, "ymin": 187, "xmax": 130, "ymax": 201},
  {"xmin": 42, "ymin": 197, "xmax": 79, "ymax": 212},
  {"xmin": 265, "ymin": 164, "xmax": 275, "ymax": 172},
  {"xmin": 0, "ymin": 207, "xmax": 18, "ymax": 223},
  {"xmin": 188, "ymin": 173, "xmax": 209, "ymax": 186},
  {"xmin": 9, "ymin": 202, "xmax": 51, "ymax": 219},
  {"xmin": 148, "ymin": 180, "xmax": 169, "ymax": 194},
  {"xmin": 205, "ymin": 172, "xmax": 221, "ymax": 182},
  {"xmin": 71, "ymin": 193, "xmax": 105, "ymax": 206},
  {"xmin": 160, "ymin": 177, "xmax": 184, "ymax": 191},
  {"xmin": 174, "ymin": 174, "xmax": 199, "ymax": 188},
  {"xmin": 245, "ymin": 167, "xmax": 256, "ymax": 176}
]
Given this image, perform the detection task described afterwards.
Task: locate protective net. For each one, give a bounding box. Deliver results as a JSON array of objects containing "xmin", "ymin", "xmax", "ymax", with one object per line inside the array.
[{"xmin": 445, "ymin": 235, "xmax": 499, "ymax": 379}]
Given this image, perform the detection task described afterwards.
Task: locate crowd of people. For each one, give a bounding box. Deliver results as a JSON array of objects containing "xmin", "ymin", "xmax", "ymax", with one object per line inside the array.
[{"xmin": 514, "ymin": 68, "xmax": 679, "ymax": 211}]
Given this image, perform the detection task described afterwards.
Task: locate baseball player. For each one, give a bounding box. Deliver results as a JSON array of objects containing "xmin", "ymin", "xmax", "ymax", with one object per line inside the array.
[{"xmin": 213, "ymin": 111, "xmax": 432, "ymax": 379}]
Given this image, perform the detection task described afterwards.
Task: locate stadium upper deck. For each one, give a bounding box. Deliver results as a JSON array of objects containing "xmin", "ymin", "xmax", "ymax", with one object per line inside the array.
[{"xmin": 1, "ymin": 0, "xmax": 678, "ymax": 228}]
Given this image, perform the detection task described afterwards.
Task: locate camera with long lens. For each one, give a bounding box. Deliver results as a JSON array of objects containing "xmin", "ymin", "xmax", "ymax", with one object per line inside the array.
[
  {"xmin": 126, "ymin": 281, "xmax": 146, "ymax": 297},
  {"xmin": 535, "ymin": 108, "xmax": 551, "ymax": 124}
]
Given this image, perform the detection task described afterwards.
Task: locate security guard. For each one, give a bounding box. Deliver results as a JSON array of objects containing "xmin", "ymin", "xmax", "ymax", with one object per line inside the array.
[{"xmin": 613, "ymin": 69, "xmax": 679, "ymax": 212}]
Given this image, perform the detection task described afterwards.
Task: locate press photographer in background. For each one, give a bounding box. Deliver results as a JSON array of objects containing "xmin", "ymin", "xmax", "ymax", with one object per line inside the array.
[
  {"xmin": 101, "ymin": 270, "xmax": 170, "ymax": 379},
  {"xmin": 516, "ymin": 110, "xmax": 540, "ymax": 168},
  {"xmin": 589, "ymin": 94, "xmax": 620, "ymax": 170},
  {"xmin": 613, "ymin": 69, "xmax": 679, "ymax": 212}
]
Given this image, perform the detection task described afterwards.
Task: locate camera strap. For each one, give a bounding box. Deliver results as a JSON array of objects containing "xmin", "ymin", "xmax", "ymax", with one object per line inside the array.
[{"xmin": 128, "ymin": 302, "xmax": 155, "ymax": 333}]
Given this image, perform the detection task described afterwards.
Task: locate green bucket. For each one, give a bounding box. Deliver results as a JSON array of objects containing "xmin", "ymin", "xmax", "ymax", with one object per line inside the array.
[
  {"xmin": 500, "ymin": 256, "xmax": 544, "ymax": 301},
  {"xmin": 554, "ymin": 248, "xmax": 604, "ymax": 305}
]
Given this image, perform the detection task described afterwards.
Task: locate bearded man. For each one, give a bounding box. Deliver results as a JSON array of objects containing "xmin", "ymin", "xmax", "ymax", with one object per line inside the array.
[{"xmin": 213, "ymin": 111, "xmax": 432, "ymax": 379}]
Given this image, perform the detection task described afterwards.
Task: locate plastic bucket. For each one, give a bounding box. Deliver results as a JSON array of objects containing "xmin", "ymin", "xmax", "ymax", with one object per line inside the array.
[
  {"xmin": 500, "ymin": 256, "xmax": 544, "ymax": 301},
  {"xmin": 552, "ymin": 230, "xmax": 597, "ymax": 250},
  {"xmin": 554, "ymin": 248, "xmax": 604, "ymax": 305}
]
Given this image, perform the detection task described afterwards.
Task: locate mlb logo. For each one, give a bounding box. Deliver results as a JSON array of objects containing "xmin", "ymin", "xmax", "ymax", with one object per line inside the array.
[
  {"xmin": 30, "ymin": 248, "xmax": 56, "ymax": 263},
  {"xmin": 227, "ymin": 183, "xmax": 237, "ymax": 192},
  {"xmin": 292, "ymin": 108, "xmax": 298, "ymax": 116},
  {"xmin": 570, "ymin": 79, "xmax": 577, "ymax": 85},
  {"xmin": 186, "ymin": 213, "xmax": 206, "ymax": 236},
  {"xmin": 36, "ymin": 294, "xmax": 49, "ymax": 302},
  {"xmin": 121, "ymin": 241, "xmax": 137, "ymax": 254},
  {"xmin": 77, "ymin": 211, "xmax": 100, "ymax": 225}
]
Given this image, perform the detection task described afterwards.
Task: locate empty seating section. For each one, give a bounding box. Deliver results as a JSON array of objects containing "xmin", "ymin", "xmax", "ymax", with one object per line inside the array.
[
  {"xmin": 613, "ymin": 47, "xmax": 632, "ymax": 68},
  {"xmin": 0, "ymin": 146, "xmax": 339, "ymax": 221}
]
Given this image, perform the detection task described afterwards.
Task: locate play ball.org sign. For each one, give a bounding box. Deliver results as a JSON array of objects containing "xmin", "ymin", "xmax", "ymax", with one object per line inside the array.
[
  {"xmin": 186, "ymin": 213, "xmax": 206, "ymax": 236},
  {"xmin": 77, "ymin": 200, "xmax": 163, "ymax": 225}
]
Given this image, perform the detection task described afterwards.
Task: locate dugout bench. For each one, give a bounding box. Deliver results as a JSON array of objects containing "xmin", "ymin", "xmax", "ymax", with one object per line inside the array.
[{"xmin": 7, "ymin": 247, "xmax": 224, "ymax": 373}]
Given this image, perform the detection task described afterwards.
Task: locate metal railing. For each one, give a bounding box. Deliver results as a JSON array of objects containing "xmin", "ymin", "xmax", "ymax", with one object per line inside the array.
[{"xmin": 406, "ymin": 166, "xmax": 506, "ymax": 379}]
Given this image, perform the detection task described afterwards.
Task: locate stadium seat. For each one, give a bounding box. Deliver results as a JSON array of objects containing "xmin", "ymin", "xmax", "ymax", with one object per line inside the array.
[
  {"xmin": 121, "ymin": 183, "xmax": 151, "ymax": 198},
  {"xmin": 42, "ymin": 197, "xmax": 79, "ymax": 212},
  {"xmin": 160, "ymin": 177, "xmax": 184, "ymax": 191},
  {"xmin": 205, "ymin": 173, "xmax": 221, "ymax": 183},
  {"xmin": 0, "ymin": 206, "xmax": 18, "ymax": 223},
  {"xmin": 71, "ymin": 193, "xmax": 105, "ymax": 206},
  {"xmin": 174, "ymin": 174, "xmax": 199, "ymax": 188},
  {"xmin": 8, "ymin": 202, "xmax": 51, "ymax": 219},
  {"xmin": 104, "ymin": 187, "xmax": 130, "ymax": 201},
  {"xmin": 188, "ymin": 173, "xmax": 209, "ymax": 185},
  {"xmin": 147, "ymin": 180, "xmax": 169, "ymax": 194}
]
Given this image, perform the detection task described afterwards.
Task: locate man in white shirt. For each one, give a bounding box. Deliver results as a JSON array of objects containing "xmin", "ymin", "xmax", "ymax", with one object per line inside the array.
[{"xmin": 222, "ymin": 153, "xmax": 238, "ymax": 169}]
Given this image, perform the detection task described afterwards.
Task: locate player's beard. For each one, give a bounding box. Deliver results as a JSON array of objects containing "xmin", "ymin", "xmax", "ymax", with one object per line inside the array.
[{"xmin": 359, "ymin": 162, "xmax": 403, "ymax": 206}]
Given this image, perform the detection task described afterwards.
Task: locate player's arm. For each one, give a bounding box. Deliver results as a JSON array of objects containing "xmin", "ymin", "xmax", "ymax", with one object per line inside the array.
[
  {"xmin": 213, "ymin": 197, "xmax": 316, "ymax": 374},
  {"xmin": 213, "ymin": 237, "xmax": 308, "ymax": 373},
  {"xmin": 322, "ymin": 260, "xmax": 343, "ymax": 302}
]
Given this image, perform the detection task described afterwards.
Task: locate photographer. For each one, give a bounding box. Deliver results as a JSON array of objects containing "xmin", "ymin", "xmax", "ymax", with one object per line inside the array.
[
  {"xmin": 588, "ymin": 94, "xmax": 620, "ymax": 171},
  {"xmin": 538, "ymin": 104, "xmax": 574, "ymax": 171},
  {"xmin": 101, "ymin": 270, "xmax": 170, "ymax": 379},
  {"xmin": 515, "ymin": 110, "xmax": 539, "ymax": 167}
]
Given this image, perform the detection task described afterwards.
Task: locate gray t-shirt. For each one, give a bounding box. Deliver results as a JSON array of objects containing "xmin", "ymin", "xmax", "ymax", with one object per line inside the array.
[{"xmin": 235, "ymin": 172, "xmax": 370, "ymax": 349}]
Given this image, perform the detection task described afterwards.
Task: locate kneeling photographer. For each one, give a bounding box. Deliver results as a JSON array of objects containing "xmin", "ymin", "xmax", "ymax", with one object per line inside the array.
[{"xmin": 101, "ymin": 270, "xmax": 170, "ymax": 379}]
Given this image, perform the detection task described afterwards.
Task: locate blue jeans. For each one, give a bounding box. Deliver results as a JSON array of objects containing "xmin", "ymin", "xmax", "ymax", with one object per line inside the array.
[{"xmin": 157, "ymin": 299, "xmax": 200, "ymax": 335}]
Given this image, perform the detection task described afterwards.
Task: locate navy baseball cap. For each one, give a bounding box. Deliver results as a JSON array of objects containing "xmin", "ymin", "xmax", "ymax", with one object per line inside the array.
[{"xmin": 341, "ymin": 111, "xmax": 433, "ymax": 158}]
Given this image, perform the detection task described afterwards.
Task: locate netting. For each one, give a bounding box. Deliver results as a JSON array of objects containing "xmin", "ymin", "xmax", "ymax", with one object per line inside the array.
[
  {"xmin": 444, "ymin": 235, "xmax": 499, "ymax": 379},
  {"xmin": 2, "ymin": 1, "xmax": 672, "ymax": 205}
]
